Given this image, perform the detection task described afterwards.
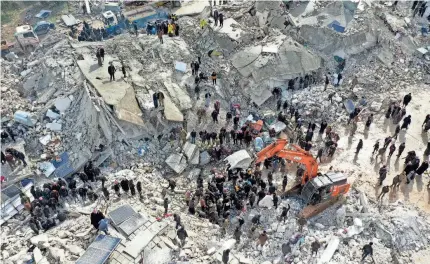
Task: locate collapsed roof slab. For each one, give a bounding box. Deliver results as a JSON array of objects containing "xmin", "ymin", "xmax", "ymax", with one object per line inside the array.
[
  {"xmin": 77, "ymin": 55, "xmax": 144, "ymax": 126},
  {"xmin": 210, "ymin": 18, "xmax": 244, "ymax": 41},
  {"xmin": 176, "ymin": 1, "xmax": 208, "ymax": 16}
]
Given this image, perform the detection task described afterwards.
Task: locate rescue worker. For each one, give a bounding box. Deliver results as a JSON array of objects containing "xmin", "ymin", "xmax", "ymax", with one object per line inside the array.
[
  {"xmin": 279, "ymin": 204, "xmax": 290, "ymax": 223},
  {"xmin": 388, "ymin": 143, "xmax": 396, "ymax": 158},
  {"xmin": 356, "ymin": 139, "xmax": 363, "ymax": 154},
  {"xmin": 164, "ymin": 197, "xmax": 169, "ymax": 215},
  {"xmin": 397, "ymin": 142, "xmax": 406, "ymax": 158},
  {"xmin": 378, "ymin": 185, "xmax": 390, "ymax": 200},
  {"xmin": 257, "ymin": 231, "xmax": 268, "ymax": 248},
  {"xmin": 391, "ymin": 174, "xmax": 401, "ymax": 188},
  {"xmin": 379, "ymin": 165, "xmax": 388, "ymax": 186},
  {"xmin": 108, "ymin": 63, "xmax": 116, "ymax": 82},
  {"xmin": 361, "ymin": 242, "xmax": 374, "ymax": 262},
  {"xmin": 177, "ymin": 226, "xmax": 188, "ymax": 246},
  {"xmin": 403, "ymin": 93, "xmax": 412, "ymax": 107}
]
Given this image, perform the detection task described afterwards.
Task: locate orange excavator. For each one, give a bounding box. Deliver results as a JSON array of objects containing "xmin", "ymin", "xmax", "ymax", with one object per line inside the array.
[{"xmin": 256, "ymin": 139, "xmax": 350, "ymax": 218}]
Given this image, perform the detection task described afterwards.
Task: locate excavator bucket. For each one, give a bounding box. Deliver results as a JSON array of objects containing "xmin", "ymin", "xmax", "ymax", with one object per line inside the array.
[{"xmin": 299, "ymin": 196, "xmax": 344, "ymax": 219}]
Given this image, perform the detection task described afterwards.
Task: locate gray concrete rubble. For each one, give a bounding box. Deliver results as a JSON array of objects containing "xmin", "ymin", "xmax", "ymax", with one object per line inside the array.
[{"xmin": 1, "ymin": 1, "xmax": 430, "ymax": 264}]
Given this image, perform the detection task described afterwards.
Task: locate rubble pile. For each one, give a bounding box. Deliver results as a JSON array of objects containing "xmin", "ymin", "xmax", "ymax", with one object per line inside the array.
[{"xmin": 1, "ymin": 1, "xmax": 430, "ymax": 263}]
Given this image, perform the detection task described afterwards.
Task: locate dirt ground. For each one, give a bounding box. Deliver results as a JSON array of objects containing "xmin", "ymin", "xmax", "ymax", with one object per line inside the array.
[
  {"xmin": 1, "ymin": 1, "xmax": 68, "ymax": 42},
  {"xmin": 326, "ymin": 84, "xmax": 430, "ymax": 214}
]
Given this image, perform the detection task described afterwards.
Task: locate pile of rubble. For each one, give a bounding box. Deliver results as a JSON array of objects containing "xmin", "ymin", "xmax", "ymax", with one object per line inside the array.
[{"xmin": 1, "ymin": 0, "xmax": 430, "ymax": 263}]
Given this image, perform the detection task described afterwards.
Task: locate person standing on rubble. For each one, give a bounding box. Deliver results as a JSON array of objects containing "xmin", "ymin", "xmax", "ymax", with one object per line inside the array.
[
  {"xmin": 219, "ymin": 13, "xmax": 224, "ymax": 27},
  {"xmin": 401, "ymin": 115, "xmax": 412, "ymax": 130},
  {"xmin": 136, "ymin": 181, "xmax": 142, "ymax": 198},
  {"xmin": 378, "ymin": 185, "xmax": 390, "ymax": 201},
  {"xmin": 205, "ymin": 91, "xmax": 211, "ymax": 108},
  {"xmin": 211, "ymin": 72, "xmax": 217, "ymax": 85},
  {"xmin": 311, "ymin": 240, "xmax": 321, "ymax": 256},
  {"xmin": 280, "ymin": 204, "xmax": 290, "ymax": 223},
  {"xmin": 164, "ymin": 197, "xmax": 169, "ymax": 215},
  {"xmin": 350, "ymin": 75, "xmax": 358, "ymax": 90},
  {"xmin": 108, "ymin": 62, "xmax": 116, "ymax": 82},
  {"xmin": 391, "ymin": 174, "xmax": 401, "ymax": 188},
  {"xmin": 355, "ymin": 139, "xmax": 363, "ymax": 155},
  {"xmin": 213, "ymin": 9, "xmax": 219, "ymax": 26},
  {"xmin": 403, "ymin": 93, "xmax": 412, "ymax": 107},
  {"xmin": 157, "ymin": 29, "xmax": 163, "ymax": 44},
  {"xmin": 157, "ymin": 91, "xmax": 165, "ymax": 107},
  {"xmin": 133, "ymin": 22, "xmax": 138, "ymax": 37},
  {"xmin": 96, "ymin": 48, "xmax": 102, "ymax": 66},
  {"xmin": 378, "ymin": 165, "xmax": 388, "ymax": 186},
  {"xmin": 257, "ymin": 231, "xmax": 268, "ymax": 248},
  {"xmin": 113, "ymin": 180, "xmax": 121, "ymax": 197},
  {"xmin": 222, "ymin": 249, "xmax": 230, "ymax": 264},
  {"xmin": 211, "ymin": 110, "xmax": 219, "ymax": 123},
  {"xmin": 361, "ymin": 242, "xmax": 374, "ymax": 262},
  {"xmin": 99, "ymin": 47, "xmax": 105, "ymax": 63},
  {"xmin": 388, "ymin": 143, "xmax": 396, "ymax": 158},
  {"xmin": 190, "ymin": 129, "xmax": 197, "ymax": 144}
]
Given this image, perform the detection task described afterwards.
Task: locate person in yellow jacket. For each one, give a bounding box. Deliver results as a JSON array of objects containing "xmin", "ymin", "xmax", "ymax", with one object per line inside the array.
[
  {"xmin": 168, "ymin": 23, "xmax": 174, "ymax": 35},
  {"xmin": 200, "ymin": 19, "xmax": 208, "ymax": 29}
]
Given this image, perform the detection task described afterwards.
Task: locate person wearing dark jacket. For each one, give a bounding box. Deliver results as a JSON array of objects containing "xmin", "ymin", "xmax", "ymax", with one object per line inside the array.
[
  {"xmin": 102, "ymin": 187, "xmax": 110, "ymax": 200},
  {"xmin": 397, "ymin": 142, "xmax": 406, "ymax": 157},
  {"xmin": 356, "ymin": 139, "xmax": 363, "ymax": 154},
  {"xmin": 219, "ymin": 13, "xmax": 224, "ymax": 27},
  {"xmin": 5, "ymin": 148, "xmax": 27, "ymax": 167},
  {"xmin": 90, "ymin": 209, "xmax": 105, "ymax": 229},
  {"xmin": 361, "ymin": 242, "xmax": 374, "ymax": 262},
  {"xmin": 136, "ymin": 181, "xmax": 142, "ymax": 197},
  {"xmin": 59, "ymin": 186, "xmax": 68, "ymax": 199},
  {"xmin": 401, "ymin": 115, "xmax": 412, "ymax": 130},
  {"xmin": 120, "ymin": 179, "xmax": 130, "ymax": 193},
  {"xmin": 222, "ymin": 249, "xmax": 230, "ymax": 264},
  {"xmin": 164, "ymin": 197, "xmax": 169, "ymax": 215},
  {"xmin": 177, "ymin": 226, "xmax": 188, "ymax": 246},
  {"xmin": 99, "ymin": 47, "xmax": 105, "ymax": 62},
  {"xmin": 113, "ymin": 181, "xmax": 121, "ymax": 196},
  {"xmin": 129, "ymin": 180, "xmax": 136, "ymax": 196},
  {"xmin": 108, "ymin": 63, "xmax": 116, "ymax": 82},
  {"xmin": 403, "ymin": 93, "xmax": 412, "ymax": 107}
]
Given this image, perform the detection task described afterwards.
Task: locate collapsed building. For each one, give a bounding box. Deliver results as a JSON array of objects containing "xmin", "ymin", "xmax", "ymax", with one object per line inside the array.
[{"xmin": 1, "ymin": 0, "xmax": 430, "ymax": 263}]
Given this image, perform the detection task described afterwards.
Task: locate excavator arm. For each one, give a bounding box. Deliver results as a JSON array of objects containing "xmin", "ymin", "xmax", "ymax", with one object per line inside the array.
[
  {"xmin": 256, "ymin": 138, "xmax": 318, "ymax": 185},
  {"xmin": 276, "ymin": 150, "xmax": 318, "ymax": 185}
]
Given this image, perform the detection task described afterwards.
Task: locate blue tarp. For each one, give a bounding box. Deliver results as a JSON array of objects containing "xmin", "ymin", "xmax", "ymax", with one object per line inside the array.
[
  {"xmin": 50, "ymin": 152, "xmax": 75, "ymax": 178},
  {"xmin": 21, "ymin": 178, "xmax": 34, "ymax": 187},
  {"xmin": 328, "ymin": 20, "xmax": 345, "ymax": 33}
]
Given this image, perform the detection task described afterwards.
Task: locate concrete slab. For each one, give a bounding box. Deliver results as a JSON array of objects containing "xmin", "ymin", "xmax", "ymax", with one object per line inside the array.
[
  {"xmin": 210, "ymin": 18, "xmax": 244, "ymax": 41},
  {"xmin": 163, "ymin": 95, "xmax": 184, "ymax": 122},
  {"xmin": 163, "ymin": 82, "xmax": 192, "ymax": 110},
  {"xmin": 77, "ymin": 55, "xmax": 144, "ymax": 125},
  {"xmin": 231, "ymin": 45, "xmax": 262, "ymax": 69},
  {"xmin": 165, "ymin": 153, "xmax": 187, "ymax": 174},
  {"xmin": 175, "ymin": 1, "xmax": 208, "ymax": 16},
  {"xmin": 77, "ymin": 55, "xmax": 127, "ymax": 105}
]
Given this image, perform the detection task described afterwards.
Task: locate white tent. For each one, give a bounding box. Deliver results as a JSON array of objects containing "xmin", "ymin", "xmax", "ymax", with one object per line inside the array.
[{"xmin": 224, "ymin": 150, "xmax": 252, "ymax": 169}]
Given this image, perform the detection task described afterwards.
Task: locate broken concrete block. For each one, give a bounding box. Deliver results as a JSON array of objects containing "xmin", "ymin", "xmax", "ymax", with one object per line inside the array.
[
  {"xmin": 39, "ymin": 134, "xmax": 52, "ymax": 145},
  {"xmin": 163, "ymin": 96, "xmax": 184, "ymax": 122},
  {"xmin": 46, "ymin": 122, "xmax": 62, "ymax": 131},
  {"xmin": 46, "ymin": 109, "xmax": 60, "ymax": 120},
  {"xmin": 14, "ymin": 111, "xmax": 36, "ymax": 127},
  {"xmin": 30, "ymin": 234, "xmax": 49, "ymax": 246},
  {"xmin": 319, "ymin": 236, "xmax": 340, "ymax": 263},
  {"xmin": 165, "ymin": 153, "xmax": 187, "ymax": 174},
  {"xmin": 54, "ymin": 97, "xmax": 72, "ymax": 113},
  {"xmin": 175, "ymin": 61, "xmax": 187, "ymax": 72}
]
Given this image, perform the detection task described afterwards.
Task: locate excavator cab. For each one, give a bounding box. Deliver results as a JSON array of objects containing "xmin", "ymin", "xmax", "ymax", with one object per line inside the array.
[{"xmin": 300, "ymin": 172, "xmax": 350, "ymax": 205}]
